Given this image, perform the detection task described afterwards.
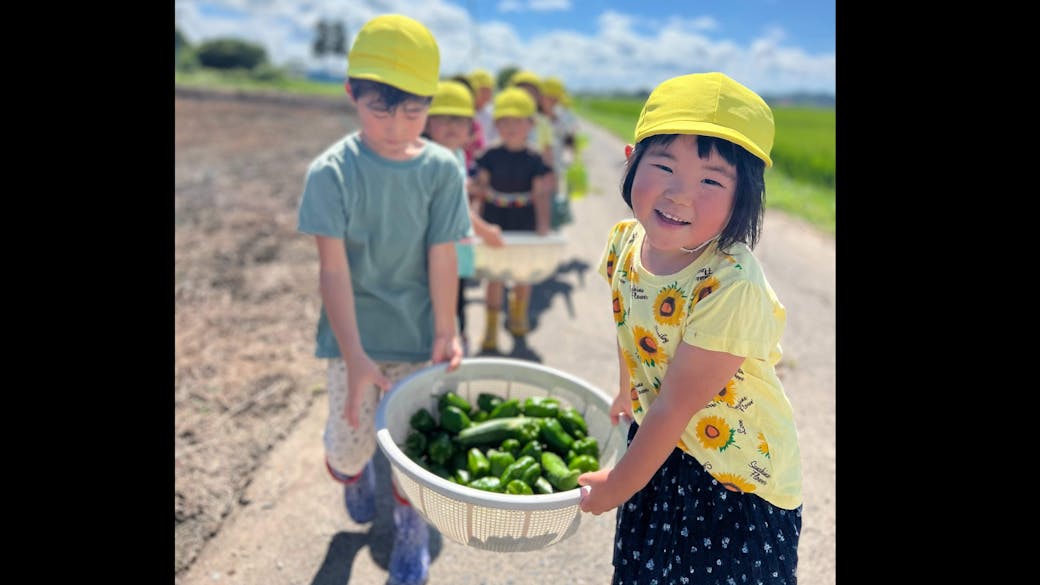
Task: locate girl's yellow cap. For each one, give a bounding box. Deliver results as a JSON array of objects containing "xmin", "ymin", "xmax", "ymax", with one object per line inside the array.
[
  {"xmin": 493, "ymin": 87, "xmax": 536, "ymax": 120},
  {"xmin": 634, "ymin": 72, "xmax": 774, "ymax": 167},
  {"xmin": 469, "ymin": 69, "xmax": 494, "ymax": 90},
  {"xmin": 429, "ymin": 80, "xmax": 475, "ymax": 118},
  {"xmin": 346, "ymin": 15, "xmax": 440, "ymax": 97}
]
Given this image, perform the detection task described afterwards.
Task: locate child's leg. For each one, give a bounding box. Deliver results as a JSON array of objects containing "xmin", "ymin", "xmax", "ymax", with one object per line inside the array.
[
  {"xmin": 323, "ymin": 359, "xmax": 380, "ymax": 523},
  {"xmin": 482, "ymin": 279, "xmax": 504, "ymax": 351},
  {"xmin": 508, "ymin": 283, "xmax": 532, "ymax": 336}
]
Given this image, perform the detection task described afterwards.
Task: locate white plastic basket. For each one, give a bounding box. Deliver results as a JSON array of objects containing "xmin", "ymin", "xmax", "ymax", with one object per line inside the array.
[
  {"xmin": 473, "ymin": 231, "xmax": 567, "ymax": 284},
  {"xmin": 375, "ymin": 357, "xmax": 628, "ymax": 553}
]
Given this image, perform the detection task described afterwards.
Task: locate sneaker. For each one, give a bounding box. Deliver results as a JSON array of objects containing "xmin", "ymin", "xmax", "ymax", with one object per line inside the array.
[
  {"xmin": 387, "ymin": 502, "xmax": 430, "ymax": 585},
  {"xmin": 340, "ymin": 460, "xmax": 376, "ymax": 524}
]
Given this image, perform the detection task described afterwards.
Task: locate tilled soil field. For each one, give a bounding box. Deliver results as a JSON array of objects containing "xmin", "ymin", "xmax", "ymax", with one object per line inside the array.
[{"xmin": 174, "ymin": 88, "xmax": 361, "ymax": 577}]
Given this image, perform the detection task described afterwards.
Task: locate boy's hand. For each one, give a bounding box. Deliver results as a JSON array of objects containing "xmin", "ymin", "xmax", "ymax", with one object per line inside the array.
[
  {"xmin": 481, "ymin": 223, "xmax": 505, "ymax": 247},
  {"xmin": 343, "ymin": 354, "xmax": 390, "ymax": 429},
  {"xmin": 431, "ymin": 332, "xmax": 463, "ymax": 371}
]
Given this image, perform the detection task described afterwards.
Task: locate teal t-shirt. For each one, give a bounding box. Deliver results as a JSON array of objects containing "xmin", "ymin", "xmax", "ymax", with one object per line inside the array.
[{"xmin": 297, "ymin": 133, "xmax": 472, "ymax": 362}]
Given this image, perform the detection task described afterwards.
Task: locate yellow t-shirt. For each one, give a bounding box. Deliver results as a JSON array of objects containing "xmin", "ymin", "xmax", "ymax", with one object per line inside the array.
[{"xmin": 598, "ymin": 219, "xmax": 802, "ymax": 509}]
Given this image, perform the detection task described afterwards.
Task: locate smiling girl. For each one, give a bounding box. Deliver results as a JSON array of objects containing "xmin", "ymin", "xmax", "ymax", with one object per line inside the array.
[{"xmin": 578, "ymin": 72, "xmax": 803, "ymax": 585}]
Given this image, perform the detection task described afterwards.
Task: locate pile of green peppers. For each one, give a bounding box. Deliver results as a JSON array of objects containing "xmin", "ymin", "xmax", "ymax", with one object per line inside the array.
[{"xmin": 401, "ymin": 390, "xmax": 601, "ymax": 494}]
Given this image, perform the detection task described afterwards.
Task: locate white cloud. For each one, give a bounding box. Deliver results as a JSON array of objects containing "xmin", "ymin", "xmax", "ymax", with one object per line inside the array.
[{"xmin": 174, "ymin": 0, "xmax": 835, "ymax": 96}]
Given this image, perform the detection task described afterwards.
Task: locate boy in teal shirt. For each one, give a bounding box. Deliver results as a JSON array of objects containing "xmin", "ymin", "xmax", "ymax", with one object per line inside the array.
[{"xmin": 296, "ymin": 14, "xmax": 470, "ymax": 585}]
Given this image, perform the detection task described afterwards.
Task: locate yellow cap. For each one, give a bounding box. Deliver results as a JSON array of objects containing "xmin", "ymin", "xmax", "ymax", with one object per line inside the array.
[
  {"xmin": 633, "ymin": 72, "xmax": 774, "ymax": 167},
  {"xmin": 469, "ymin": 69, "xmax": 494, "ymax": 90},
  {"xmin": 346, "ymin": 14, "xmax": 440, "ymax": 97},
  {"xmin": 493, "ymin": 87, "xmax": 536, "ymax": 120},
  {"xmin": 428, "ymin": 80, "xmax": 475, "ymax": 118},
  {"xmin": 541, "ymin": 76, "xmax": 565, "ymax": 99},
  {"xmin": 508, "ymin": 70, "xmax": 542, "ymax": 91}
]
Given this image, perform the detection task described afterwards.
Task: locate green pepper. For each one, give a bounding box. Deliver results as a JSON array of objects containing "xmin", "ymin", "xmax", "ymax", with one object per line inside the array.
[
  {"xmin": 533, "ymin": 476, "xmax": 554, "ymax": 494},
  {"xmin": 499, "ymin": 438, "xmax": 521, "ymax": 458},
  {"xmin": 409, "ymin": 408, "xmax": 437, "ymax": 433},
  {"xmin": 468, "ymin": 476, "xmax": 504, "ymax": 492},
  {"xmin": 450, "ymin": 450, "xmax": 469, "ymax": 474},
  {"xmin": 539, "ymin": 417, "xmax": 575, "ymax": 456},
  {"xmin": 427, "ymin": 432, "xmax": 454, "ymax": 465},
  {"xmin": 568, "ymin": 454, "xmax": 599, "ymax": 473},
  {"xmin": 453, "ymin": 468, "xmax": 472, "ymax": 484},
  {"xmin": 439, "ymin": 390, "xmax": 473, "ymax": 414},
  {"xmin": 472, "ymin": 410, "xmax": 489, "ymax": 423},
  {"xmin": 428, "ymin": 462, "xmax": 453, "ymax": 480},
  {"xmin": 488, "ymin": 449, "xmax": 515, "ymax": 477},
  {"xmin": 557, "ymin": 407, "xmax": 588, "ymax": 437},
  {"xmin": 440, "ymin": 405, "xmax": 472, "ymax": 434},
  {"xmin": 488, "ymin": 398, "xmax": 521, "ymax": 419},
  {"xmin": 467, "ymin": 447, "xmax": 491, "ymax": 478},
  {"xmin": 541, "ymin": 451, "xmax": 580, "ymax": 491},
  {"xmin": 505, "ymin": 479, "xmax": 533, "ymax": 495},
  {"xmin": 477, "ymin": 392, "xmax": 503, "ymax": 413},
  {"xmin": 519, "ymin": 439, "xmax": 543, "ymax": 460},
  {"xmin": 520, "ymin": 461, "xmax": 542, "ymax": 486},
  {"xmin": 403, "ymin": 431, "xmax": 428, "ymax": 460},
  {"xmin": 523, "ymin": 396, "xmax": 560, "ymax": 418},
  {"xmin": 501, "ymin": 455, "xmax": 536, "ymax": 485},
  {"xmin": 572, "ymin": 436, "xmax": 600, "ymax": 459}
]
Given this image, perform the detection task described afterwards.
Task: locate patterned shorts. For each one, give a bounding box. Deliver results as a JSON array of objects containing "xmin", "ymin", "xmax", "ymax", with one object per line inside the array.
[
  {"xmin": 613, "ymin": 422, "xmax": 802, "ymax": 585},
  {"xmin": 323, "ymin": 359, "xmax": 429, "ymax": 476}
]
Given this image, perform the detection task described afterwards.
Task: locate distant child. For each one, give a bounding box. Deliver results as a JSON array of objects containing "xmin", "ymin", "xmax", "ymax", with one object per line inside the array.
[
  {"xmin": 472, "ymin": 87, "xmax": 553, "ymax": 352},
  {"xmin": 469, "ymin": 68, "xmax": 497, "ymax": 149},
  {"xmin": 578, "ymin": 72, "xmax": 803, "ymax": 584},
  {"xmin": 296, "ymin": 15, "xmax": 470, "ymax": 585},
  {"xmin": 510, "ymin": 70, "xmax": 563, "ymax": 228},
  {"xmin": 422, "ymin": 79, "xmax": 505, "ymax": 356}
]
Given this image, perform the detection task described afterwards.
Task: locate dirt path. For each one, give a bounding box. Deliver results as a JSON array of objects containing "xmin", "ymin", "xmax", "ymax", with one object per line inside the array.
[{"xmin": 175, "ymin": 89, "xmax": 835, "ymax": 584}]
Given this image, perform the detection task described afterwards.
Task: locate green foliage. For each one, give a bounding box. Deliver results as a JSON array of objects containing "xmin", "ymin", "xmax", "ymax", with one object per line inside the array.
[
  {"xmin": 771, "ymin": 107, "xmax": 835, "ymax": 189},
  {"xmin": 496, "ymin": 66, "xmax": 520, "ymax": 89},
  {"xmin": 196, "ymin": 38, "xmax": 268, "ymax": 70}
]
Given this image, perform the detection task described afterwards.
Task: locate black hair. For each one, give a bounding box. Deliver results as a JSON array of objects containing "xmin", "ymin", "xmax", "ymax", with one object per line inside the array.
[
  {"xmin": 449, "ymin": 74, "xmax": 475, "ymax": 98},
  {"xmin": 347, "ymin": 78, "xmax": 433, "ymax": 110},
  {"xmin": 620, "ymin": 134, "xmax": 767, "ymax": 251}
]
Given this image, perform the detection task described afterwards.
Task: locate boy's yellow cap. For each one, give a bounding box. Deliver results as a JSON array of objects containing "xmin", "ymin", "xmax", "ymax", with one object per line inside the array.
[
  {"xmin": 429, "ymin": 80, "xmax": 475, "ymax": 118},
  {"xmin": 634, "ymin": 72, "xmax": 774, "ymax": 167},
  {"xmin": 541, "ymin": 76, "xmax": 565, "ymax": 99},
  {"xmin": 493, "ymin": 87, "xmax": 536, "ymax": 120},
  {"xmin": 469, "ymin": 69, "xmax": 494, "ymax": 90},
  {"xmin": 508, "ymin": 70, "xmax": 542, "ymax": 91},
  {"xmin": 346, "ymin": 14, "xmax": 440, "ymax": 97}
]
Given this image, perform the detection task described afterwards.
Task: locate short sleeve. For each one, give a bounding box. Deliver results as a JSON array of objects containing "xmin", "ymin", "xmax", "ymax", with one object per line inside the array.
[
  {"xmin": 297, "ymin": 164, "xmax": 347, "ymax": 238},
  {"xmin": 681, "ymin": 279, "xmax": 783, "ymax": 360}
]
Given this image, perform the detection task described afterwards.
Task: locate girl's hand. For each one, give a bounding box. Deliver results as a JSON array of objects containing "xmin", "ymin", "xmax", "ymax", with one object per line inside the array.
[
  {"xmin": 431, "ymin": 332, "xmax": 463, "ymax": 372},
  {"xmin": 343, "ymin": 354, "xmax": 390, "ymax": 429},
  {"xmin": 481, "ymin": 223, "xmax": 505, "ymax": 247},
  {"xmin": 578, "ymin": 468, "xmax": 626, "ymax": 515},
  {"xmin": 610, "ymin": 386, "xmax": 633, "ymax": 426}
]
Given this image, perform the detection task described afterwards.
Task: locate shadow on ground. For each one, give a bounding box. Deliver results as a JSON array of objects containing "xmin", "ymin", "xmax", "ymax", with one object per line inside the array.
[
  {"xmin": 468, "ymin": 256, "xmax": 591, "ymax": 364},
  {"xmin": 308, "ymin": 453, "xmax": 443, "ymax": 585}
]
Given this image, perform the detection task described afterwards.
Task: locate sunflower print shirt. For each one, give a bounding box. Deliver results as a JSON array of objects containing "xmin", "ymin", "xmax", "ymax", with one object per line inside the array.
[{"xmin": 598, "ymin": 219, "xmax": 802, "ymax": 510}]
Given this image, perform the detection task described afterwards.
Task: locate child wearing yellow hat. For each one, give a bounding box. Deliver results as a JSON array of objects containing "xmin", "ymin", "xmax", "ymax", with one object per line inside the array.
[
  {"xmin": 467, "ymin": 68, "xmax": 497, "ymax": 152},
  {"xmin": 422, "ymin": 79, "xmax": 505, "ymax": 356},
  {"xmin": 296, "ymin": 14, "xmax": 470, "ymax": 585},
  {"xmin": 577, "ymin": 72, "xmax": 802, "ymax": 585},
  {"xmin": 472, "ymin": 87, "xmax": 553, "ymax": 352}
]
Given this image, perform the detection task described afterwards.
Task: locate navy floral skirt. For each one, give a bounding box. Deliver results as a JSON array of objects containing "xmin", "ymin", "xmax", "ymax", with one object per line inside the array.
[{"xmin": 612, "ymin": 422, "xmax": 802, "ymax": 585}]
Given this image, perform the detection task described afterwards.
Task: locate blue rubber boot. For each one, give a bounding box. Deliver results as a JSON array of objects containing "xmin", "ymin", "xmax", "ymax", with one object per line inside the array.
[
  {"xmin": 387, "ymin": 500, "xmax": 430, "ymax": 585},
  {"xmin": 328, "ymin": 458, "xmax": 376, "ymax": 524}
]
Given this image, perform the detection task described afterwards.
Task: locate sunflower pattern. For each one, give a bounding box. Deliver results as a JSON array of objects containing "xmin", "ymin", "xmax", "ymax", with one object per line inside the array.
[
  {"xmin": 757, "ymin": 432, "xmax": 771, "ymax": 459},
  {"xmin": 713, "ymin": 378, "xmax": 738, "ymax": 406},
  {"xmin": 695, "ymin": 415, "xmax": 739, "ymax": 452},
  {"xmin": 713, "ymin": 472, "xmax": 757, "ymax": 493},
  {"xmin": 612, "ymin": 290, "xmax": 627, "ymax": 326},
  {"xmin": 599, "ymin": 219, "xmax": 794, "ymax": 508},
  {"xmin": 652, "ymin": 283, "xmax": 685, "ymax": 326},
  {"xmin": 632, "ymin": 325, "xmax": 668, "ymax": 368}
]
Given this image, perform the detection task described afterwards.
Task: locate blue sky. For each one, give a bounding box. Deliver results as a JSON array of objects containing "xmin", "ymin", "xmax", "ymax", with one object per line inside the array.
[{"xmin": 175, "ymin": 0, "xmax": 835, "ymax": 97}]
